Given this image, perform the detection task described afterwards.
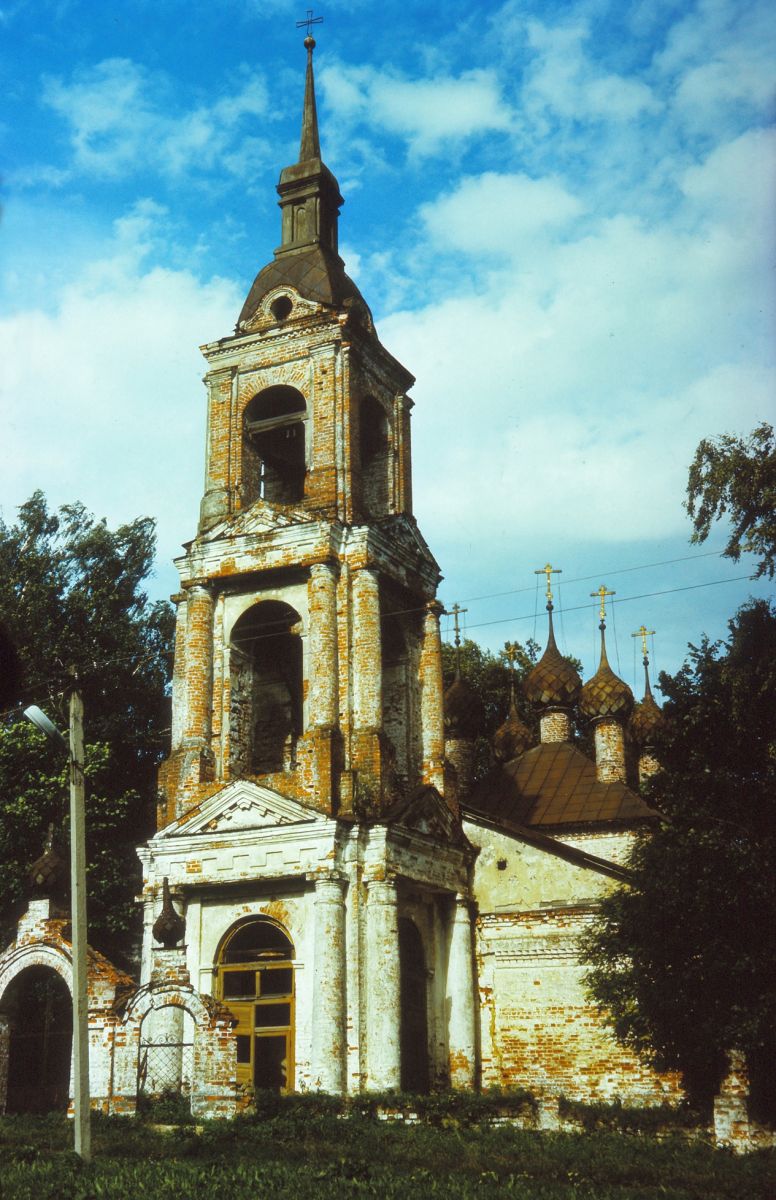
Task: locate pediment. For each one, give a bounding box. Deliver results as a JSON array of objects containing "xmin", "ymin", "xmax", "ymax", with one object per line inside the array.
[
  {"xmin": 392, "ymin": 787, "xmax": 463, "ymax": 844},
  {"xmin": 200, "ymin": 501, "xmax": 313, "ymax": 543},
  {"xmin": 155, "ymin": 781, "xmax": 321, "ymax": 840}
]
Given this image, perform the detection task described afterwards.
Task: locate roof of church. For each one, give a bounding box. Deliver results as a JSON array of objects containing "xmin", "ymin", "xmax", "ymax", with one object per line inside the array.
[
  {"xmin": 468, "ymin": 740, "xmax": 655, "ymax": 828},
  {"xmin": 238, "ymin": 243, "xmax": 372, "ymax": 331}
]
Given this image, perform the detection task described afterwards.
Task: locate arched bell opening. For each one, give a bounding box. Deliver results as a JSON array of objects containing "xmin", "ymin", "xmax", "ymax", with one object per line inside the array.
[
  {"xmin": 399, "ymin": 918, "xmax": 430, "ymax": 1094},
  {"xmin": 229, "ymin": 600, "xmax": 304, "ymax": 778},
  {"xmin": 215, "ymin": 918, "xmax": 295, "ymax": 1094},
  {"xmin": 359, "ymin": 394, "xmax": 392, "ymax": 518},
  {"xmin": 1, "ymin": 965, "xmax": 72, "ymax": 1113},
  {"xmin": 243, "ymin": 385, "xmax": 307, "ymax": 506},
  {"xmin": 382, "ymin": 604, "xmax": 423, "ymax": 789}
]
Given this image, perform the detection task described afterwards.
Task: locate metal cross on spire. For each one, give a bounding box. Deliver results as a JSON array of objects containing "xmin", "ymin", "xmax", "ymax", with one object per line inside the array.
[
  {"xmin": 296, "ymin": 8, "xmax": 323, "ymax": 38},
  {"xmin": 504, "ymin": 641, "xmax": 519, "ymax": 703},
  {"xmin": 632, "ymin": 624, "xmax": 656, "ymax": 662},
  {"xmin": 450, "ymin": 602, "xmax": 468, "ymax": 674},
  {"xmin": 591, "ymin": 584, "xmax": 616, "ymax": 624},
  {"xmin": 534, "ymin": 562, "xmax": 561, "ymax": 607}
]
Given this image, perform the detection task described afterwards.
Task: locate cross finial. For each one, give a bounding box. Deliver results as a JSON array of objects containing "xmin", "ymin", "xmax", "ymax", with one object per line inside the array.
[
  {"xmin": 504, "ymin": 641, "xmax": 519, "ymax": 703},
  {"xmin": 296, "ymin": 8, "xmax": 323, "ymax": 39},
  {"xmin": 450, "ymin": 602, "xmax": 468, "ymax": 674},
  {"xmin": 591, "ymin": 583, "xmax": 616, "ymax": 624},
  {"xmin": 632, "ymin": 624, "xmax": 656, "ymax": 662},
  {"xmin": 534, "ymin": 562, "xmax": 561, "ymax": 607}
]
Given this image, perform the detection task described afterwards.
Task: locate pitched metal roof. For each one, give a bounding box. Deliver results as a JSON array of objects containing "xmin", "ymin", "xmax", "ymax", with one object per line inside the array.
[{"xmin": 468, "ymin": 740, "xmax": 655, "ymax": 828}]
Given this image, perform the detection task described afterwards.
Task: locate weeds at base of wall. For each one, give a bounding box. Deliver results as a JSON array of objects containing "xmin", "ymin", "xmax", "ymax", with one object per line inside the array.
[
  {"xmin": 238, "ymin": 1086, "xmax": 538, "ymax": 1126},
  {"xmin": 557, "ymin": 1095, "xmax": 706, "ymax": 1137}
]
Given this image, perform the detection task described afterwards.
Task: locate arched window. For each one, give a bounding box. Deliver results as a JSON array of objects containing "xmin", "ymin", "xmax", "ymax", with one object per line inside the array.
[
  {"xmin": 359, "ymin": 394, "xmax": 392, "ymax": 517},
  {"xmin": 243, "ymin": 386, "xmax": 307, "ymax": 506},
  {"xmin": 215, "ymin": 918, "xmax": 295, "ymax": 1093},
  {"xmin": 229, "ymin": 600, "xmax": 304, "ymax": 777}
]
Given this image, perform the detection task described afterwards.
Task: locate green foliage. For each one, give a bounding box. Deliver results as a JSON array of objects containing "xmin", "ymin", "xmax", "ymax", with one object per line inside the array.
[
  {"xmin": 1, "ymin": 1112, "xmax": 774, "ymax": 1199},
  {"xmin": 441, "ymin": 638, "xmax": 539, "ymax": 781},
  {"xmin": 583, "ymin": 599, "xmax": 776, "ymax": 1117},
  {"xmin": 557, "ymin": 1096, "xmax": 705, "ymax": 1135},
  {"xmin": 0, "ymin": 492, "xmax": 174, "ymax": 962},
  {"xmin": 686, "ymin": 422, "xmax": 776, "ymax": 578}
]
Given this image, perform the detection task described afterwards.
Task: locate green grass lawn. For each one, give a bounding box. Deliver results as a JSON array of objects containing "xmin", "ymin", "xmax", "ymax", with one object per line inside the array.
[{"xmin": 0, "ymin": 1111, "xmax": 774, "ymax": 1200}]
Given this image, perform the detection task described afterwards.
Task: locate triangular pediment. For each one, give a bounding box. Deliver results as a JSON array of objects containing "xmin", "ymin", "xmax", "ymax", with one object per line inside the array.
[
  {"xmin": 199, "ymin": 501, "xmax": 313, "ymax": 544},
  {"xmin": 391, "ymin": 786, "xmax": 463, "ymax": 844},
  {"xmin": 154, "ymin": 781, "xmax": 321, "ymax": 841}
]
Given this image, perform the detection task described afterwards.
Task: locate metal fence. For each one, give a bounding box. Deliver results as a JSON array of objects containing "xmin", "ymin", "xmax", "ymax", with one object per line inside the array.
[{"xmin": 137, "ymin": 1041, "xmax": 194, "ymax": 1097}]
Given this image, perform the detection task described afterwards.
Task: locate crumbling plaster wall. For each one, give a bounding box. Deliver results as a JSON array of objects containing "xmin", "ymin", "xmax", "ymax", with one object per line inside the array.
[{"xmin": 466, "ymin": 821, "xmax": 683, "ymax": 1105}]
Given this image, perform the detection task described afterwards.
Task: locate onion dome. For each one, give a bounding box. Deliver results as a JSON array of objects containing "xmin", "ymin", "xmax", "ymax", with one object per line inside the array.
[
  {"xmin": 28, "ymin": 823, "xmax": 66, "ymax": 900},
  {"xmin": 579, "ymin": 625, "xmax": 634, "ymax": 721},
  {"xmin": 444, "ymin": 674, "xmax": 482, "ymax": 740},
  {"xmin": 524, "ymin": 607, "xmax": 582, "ymax": 710},
  {"xmin": 493, "ymin": 698, "xmax": 533, "ymax": 762},
  {"xmin": 629, "ymin": 662, "xmax": 665, "ymax": 747},
  {"xmin": 152, "ymin": 877, "xmax": 185, "ymax": 949}
]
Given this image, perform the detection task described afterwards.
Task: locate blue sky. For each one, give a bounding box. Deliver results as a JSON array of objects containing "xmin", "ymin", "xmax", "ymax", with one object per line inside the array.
[{"xmin": 1, "ymin": 0, "xmax": 774, "ymax": 690}]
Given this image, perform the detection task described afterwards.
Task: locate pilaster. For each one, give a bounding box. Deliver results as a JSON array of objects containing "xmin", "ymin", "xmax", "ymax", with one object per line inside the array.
[
  {"xmin": 366, "ymin": 878, "xmax": 401, "ymax": 1091},
  {"xmin": 310, "ymin": 874, "xmax": 347, "ymax": 1093},
  {"xmin": 420, "ymin": 600, "xmax": 445, "ymax": 791},
  {"xmin": 447, "ymin": 895, "xmax": 477, "ymax": 1089}
]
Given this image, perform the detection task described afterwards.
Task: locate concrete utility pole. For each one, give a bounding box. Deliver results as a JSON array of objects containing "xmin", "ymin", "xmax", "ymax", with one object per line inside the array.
[
  {"xmin": 23, "ymin": 689, "xmax": 91, "ymax": 1159},
  {"xmin": 68, "ymin": 685, "xmax": 90, "ymax": 1161}
]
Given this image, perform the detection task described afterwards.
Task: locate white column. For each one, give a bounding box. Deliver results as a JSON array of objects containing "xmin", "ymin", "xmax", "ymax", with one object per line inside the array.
[
  {"xmin": 308, "ymin": 563, "xmax": 339, "ymax": 727},
  {"xmin": 447, "ymin": 895, "xmax": 477, "ymax": 1089},
  {"xmin": 366, "ymin": 878, "xmax": 401, "ymax": 1090},
  {"xmin": 311, "ymin": 874, "xmax": 347, "ymax": 1093}
]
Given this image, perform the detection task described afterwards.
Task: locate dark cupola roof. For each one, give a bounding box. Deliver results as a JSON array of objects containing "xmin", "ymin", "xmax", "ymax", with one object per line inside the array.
[
  {"xmin": 629, "ymin": 656, "xmax": 664, "ymax": 747},
  {"xmin": 444, "ymin": 673, "xmax": 482, "ymax": 740},
  {"xmin": 493, "ymin": 696, "xmax": 533, "ymax": 762},
  {"xmin": 152, "ymin": 877, "xmax": 185, "ymax": 949},
  {"xmin": 28, "ymin": 823, "xmax": 67, "ymax": 901},
  {"xmin": 237, "ymin": 34, "xmax": 372, "ymax": 332},
  {"xmin": 579, "ymin": 622, "xmax": 634, "ymax": 721},
  {"xmin": 523, "ymin": 606, "xmax": 582, "ymax": 710}
]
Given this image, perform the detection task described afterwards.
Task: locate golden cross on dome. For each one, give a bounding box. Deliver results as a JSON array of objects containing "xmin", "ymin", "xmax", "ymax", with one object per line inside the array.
[
  {"xmin": 450, "ymin": 602, "xmax": 468, "ymax": 649},
  {"xmin": 632, "ymin": 624, "xmax": 656, "ymax": 660},
  {"xmin": 504, "ymin": 641, "xmax": 519, "ymax": 666},
  {"xmin": 591, "ymin": 583, "xmax": 616, "ymax": 623},
  {"xmin": 535, "ymin": 562, "xmax": 561, "ymax": 605},
  {"xmin": 296, "ymin": 8, "xmax": 323, "ymax": 37}
]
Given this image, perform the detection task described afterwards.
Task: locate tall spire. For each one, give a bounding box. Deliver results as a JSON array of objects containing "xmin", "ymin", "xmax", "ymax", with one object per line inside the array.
[{"xmin": 299, "ymin": 36, "xmax": 321, "ymax": 162}]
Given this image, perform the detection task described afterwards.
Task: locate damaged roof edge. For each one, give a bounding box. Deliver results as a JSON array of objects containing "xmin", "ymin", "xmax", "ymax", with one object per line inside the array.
[{"xmin": 462, "ymin": 804, "xmax": 634, "ymax": 883}]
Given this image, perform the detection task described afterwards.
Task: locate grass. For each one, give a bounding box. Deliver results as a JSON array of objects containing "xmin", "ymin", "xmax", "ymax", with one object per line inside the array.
[{"xmin": 0, "ymin": 1110, "xmax": 774, "ymax": 1199}]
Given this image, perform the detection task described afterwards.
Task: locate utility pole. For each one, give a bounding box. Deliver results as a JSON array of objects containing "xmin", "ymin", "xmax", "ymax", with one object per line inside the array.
[{"xmin": 68, "ymin": 684, "xmax": 91, "ymax": 1161}]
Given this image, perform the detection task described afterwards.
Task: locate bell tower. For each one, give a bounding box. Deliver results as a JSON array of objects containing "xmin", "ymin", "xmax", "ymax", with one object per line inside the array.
[{"xmin": 159, "ymin": 34, "xmax": 446, "ymax": 826}]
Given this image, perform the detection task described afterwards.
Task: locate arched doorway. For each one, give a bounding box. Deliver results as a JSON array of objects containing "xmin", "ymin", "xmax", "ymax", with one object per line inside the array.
[
  {"xmin": 215, "ymin": 918, "xmax": 295, "ymax": 1093},
  {"xmin": 2, "ymin": 966, "xmax": 72, "ymax": 1113},
  {"xmin": 399, "ymin": 918, "xmax": 429, "ymax": 1093}
]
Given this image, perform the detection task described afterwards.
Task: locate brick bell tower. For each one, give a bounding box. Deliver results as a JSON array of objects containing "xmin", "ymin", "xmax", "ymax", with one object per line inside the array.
[{"xmin": 158, "ymin": 34, "xmax": 446, "ymax": 827}]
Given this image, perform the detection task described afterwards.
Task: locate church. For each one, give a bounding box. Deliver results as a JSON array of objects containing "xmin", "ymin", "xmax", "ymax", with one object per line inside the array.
[{"xmin": 0, "ymin": 34, "xmax": 686, "ymax": 1121}]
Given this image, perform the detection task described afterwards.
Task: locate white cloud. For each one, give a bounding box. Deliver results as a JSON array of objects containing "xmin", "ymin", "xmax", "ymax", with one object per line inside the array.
[
  {"xmin": 522, "ymin": 18, "xmax": 661, "ymax": 123},
  {"xmin": 419, "ymin": 172, "xmax": 583, "ymax": 256},
  {"xmin": 40, "ymin": 58, "xmax": 272, "ymax": 182},
  {"xmin": 320, "ymin": 63, "xmax": 512, "ymax": 158},
  {"xmin": 0, "ymin": 200, "xmax": 243, "ymax": 574}
]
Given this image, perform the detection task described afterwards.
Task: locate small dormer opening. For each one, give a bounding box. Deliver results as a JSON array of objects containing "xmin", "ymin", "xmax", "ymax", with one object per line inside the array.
[
  {"xmin": 243, "ymin": 386, "xmax": 307, "ymax": 506},
  {"xmin": 229, "ymin": 600, "xmax": 304, "ymax": 777},
  {"xmin": 360, "ymin": 394, "xmax": 392, "ymax": 518}
]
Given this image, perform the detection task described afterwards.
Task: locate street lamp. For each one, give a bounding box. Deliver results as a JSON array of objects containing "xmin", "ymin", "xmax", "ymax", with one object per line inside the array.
[{"xmin": 24, "ymin": 689, "xmax": 90, "ymax": 1161}]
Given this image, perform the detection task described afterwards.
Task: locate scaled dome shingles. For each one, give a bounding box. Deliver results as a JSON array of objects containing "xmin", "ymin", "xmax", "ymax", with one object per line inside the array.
[
  {"xmin": 523, "ymin": 620, "xmax": 582, "ymax": 710},
  {"xmin": 629, "ymin": 690, "xmax": 664, "ymax": 746},
  {"xmin": 492, "ymin": 700, "xmax": 534, "ymax": 762},
  {"xmin": 578, "ymin": 647, "xmax": 635, "ymax": 721}
]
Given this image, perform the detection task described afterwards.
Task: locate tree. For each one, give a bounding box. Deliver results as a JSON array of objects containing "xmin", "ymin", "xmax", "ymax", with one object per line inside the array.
[
  {"xmin": 582, "ymin": 598, "xmax": 776, "ymax": 1118},
  {"xmin": 0, "ymin": 492, "xmax": 174, "ymax": 964},
  {"xmin": 686, "ymin": 422, "xmax": 776, "ymax": 578}
]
